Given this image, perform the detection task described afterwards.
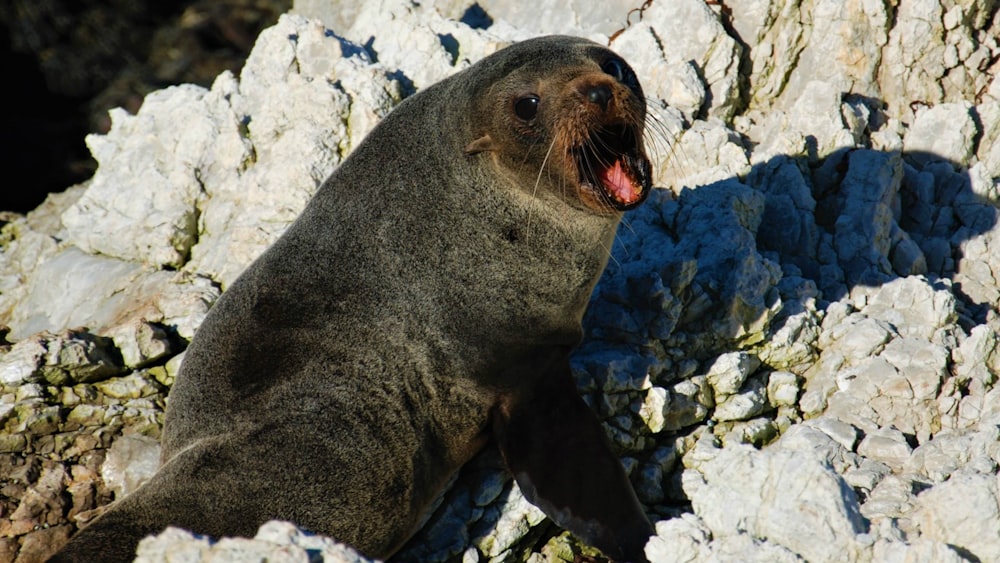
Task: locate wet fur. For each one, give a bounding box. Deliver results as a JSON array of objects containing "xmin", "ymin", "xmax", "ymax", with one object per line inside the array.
[{"xmin": 50, "ymin": 35, "xmax": 653, "ymax": 563}]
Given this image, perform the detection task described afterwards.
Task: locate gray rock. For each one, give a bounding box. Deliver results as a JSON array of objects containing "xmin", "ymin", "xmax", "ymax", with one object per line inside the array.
[
  {"xmin": 912, "ymin": 469, "xmax": 1000, "ymax": 563},
  {"xmin": 5, "ymin": 247, "xmax": 220, "ymax": 342},
  {"xmin": 833, "ymin": 150, "xmax": 902, "ymax": 285},
  {"xmin": 713, "ymin": 375, "xmax": 769, "ymax": 422},
  {"xmin": 705, "ymin": 351, "xmax": 759, "ymax": 396},
  {"xmin": 633, "ymin": 0, "xmax": 743, "ymax": 119},
  {"xmin": 108, "ymin": 320, "xmax": 175, "ymax": 370},
  {"xmin": 101, "ymin": 435, "xmax": 162, "ymax": 499},
  {"xmin": 683, "ymin": 443, "xmax": 867, "ymax": 563},
  {"xmin": 879, "ymin": 0, "xmax": 997, "ymax": 121},
  {"xmin": 135, "ymin": 520, "xmax": 373, "ymax": 563},
  {"xmin": 903, "ymin": 103, "xmax": 978, "ymax": 166},
  {"xmin": 858, "ymin": 276, "xmax": 957, "ymax": 341},
  {"xmin": 856, "ymin": 427, "xmax": 913, "ymax": 470}
]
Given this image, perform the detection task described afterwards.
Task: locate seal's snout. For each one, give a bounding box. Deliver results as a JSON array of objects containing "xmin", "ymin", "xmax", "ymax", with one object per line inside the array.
[{"xmin": 568, "ymin": 68, "xmax": 651, "ymax": 213}]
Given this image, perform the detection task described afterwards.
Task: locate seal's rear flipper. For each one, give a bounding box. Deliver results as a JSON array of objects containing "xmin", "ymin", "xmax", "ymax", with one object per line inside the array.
[{"xmin": 494, "ymin": 363, "xmax": 654, "ymax": 563}]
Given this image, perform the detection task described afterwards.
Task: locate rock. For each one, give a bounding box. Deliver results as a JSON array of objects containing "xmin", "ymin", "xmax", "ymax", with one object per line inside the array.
[
  {"xmin": 683, "ymin": 443, "xmax": 866, "ymax": 563},
  {"xmin": 645, "ymin": 513, "xmax": 803, "ymax": 563},
  {"xmin": 0, "ymin": 330, "xmax": 124, "ymax": 388},
  {"xmin": 905, "ymin": 427, "xmax": 1000, "ymax": 483},
  {"xmin": 857, "ymin": 276, "xmax": 957, "ymax": 341},
  {"xmin": 614, "ymin": 25, "xmax": 706, "ymax": 123},
  {"xmin": 767, "ymin": 371, "xmax": 800, "ymax": 408},
  {"xmin": 832, "ymin": 150, "xmax": 902, "ymax": 286},
  {"xmin": 136, "ymin": 521, "xmax": 374, "ymax": 563},
  {"xmin": 856, "ymin": 427, "xmax": 913, "ymax": 469},
  {"xmin": 100, "ymin": 434, "xmax": 162, "ymax": 500},
  {"xmin": 634, "ymin": 0, "xmax": 743, "ymax": 119},
  {"xmin": 4, "ymin": 247, "xmax": 220, "ymax": 342},
  {"xmin": 869, "ymin": 537, "xmax": 968, "ymax": 563},
  {"xmin": 108, "ymin": 321, "xmax": 174, "ymax": 370},
  {"xmin": 903, "ymin": 103, "xmax": 978, "ymax": 167},
  {"xmin": 705, "ymin": 351, "xmax": 759, "ymax": 396},
  {"xmin": 472, "ymin": 483, "xmax": 547, "ymax": 559},
  {"xmin": 6, "ymin": 463, "xmax": 67, "ymax": 535},
  {"xmin": 912, "ymin": 469, "xmax": 1000, "ymax": 563},
  {"xmin": 14, "ymin": 524, "xmax": 73, "ymax": 563},
  {"xmin": 61, "ymin": 85, "xmax": 209, "ymax": 269},
  {"xmin": 656, "ymin": 119, "xmax": 751, "ymax": 191},
  {"xmin": 713, "ymin": 375, "xmax": 769, "ymax": 422},
  {"xmin": 879, "ymin": 0, "xmax": 997, "ymax": 121}
]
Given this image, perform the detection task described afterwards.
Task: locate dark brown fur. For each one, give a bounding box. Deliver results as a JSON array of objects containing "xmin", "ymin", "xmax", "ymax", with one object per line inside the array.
[{"xmin": 51, "ymin": 35, "xmax": 654, "ymax": 563}]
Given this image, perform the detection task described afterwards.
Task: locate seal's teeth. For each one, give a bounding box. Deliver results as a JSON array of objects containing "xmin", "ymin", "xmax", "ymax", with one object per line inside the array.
[{"xmin": 600, "ymin": 159, "xmax": 641, "ymax": 205}]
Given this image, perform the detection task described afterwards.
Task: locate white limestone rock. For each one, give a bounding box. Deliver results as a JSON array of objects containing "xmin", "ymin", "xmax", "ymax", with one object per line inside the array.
[
  {"xmin": 0, "ymin": 220, "xmax": 60, "ymax": 326},
  {"xmin": 5, "ymin": 247, "xmax": 219, "ymax": 342},
  {"xmin": 645, "ymin": 514, "xmax": 804, "ymax": 563},
  {"xmin": 657, "ymin": 119, "xmax": 751, "ymax": 191},
  {"xmin": 632, "ymin": 0, "xmax": 743, "ymax": 119},
  {"xmin": 730, "ymin": 0, "xmax": 889, "ymax": 114},
  {"xmin": 135, "ymin": 520, "xmax": 373, "ymax": 563},
  {"xmin": 856, "ymin": 427, "xmax": 913, "ymax": 470},
  {"xmin": 905, "ymin": 427, "xmax": 1000, "ymax": 483},
  {"xmin": 912, "ymin": 469, "xmax": 1000, "ymax": 563},
  {"xmin": 767, "ymin": 371, "xmax": 800, "ymax": 408},
  {"xmin": 857, "ymin": 276, "xmax": 958, "ymax": 341},
  {"xmin": 869, "ymin": 538, "xmax": 968, "ymax": 563},
  {"xmin": 187, "ymin": 15, "xmax": 400, "ymax": 288},
  {"xmin": 903, "ymin": 102, "xmax": 978, "ymax": 167},
  {"xmin": 745, "ymin": 80, "xmax": 862, "ymax": 163},
  {"xmin": 612, "ymin": 22, "xmax": 707, "ymax": 123},
  {"xmin": 713, "ymin": 375, "xmax": 769, "ymax": 422},
  {"xmin": 683, "ymin": 443, "xmax": 867, "ymax": 563},
  {"xmin": 108, "ymin": 320, "xmax": 175, "ymax": 370},
  {"xmin": 61, "ymin": 84, "xmax": 212, "ymax": 269},
  {"xmin": 705, "ymin": 351, "xmax": 759, "ymax": 396},
  {"xmin": 101, "ymin": 435, "xmax": 162, "ymax": 499},
  {"xmin": 879, "ymin": 0, "xmax": 998, "ymax": 121}
]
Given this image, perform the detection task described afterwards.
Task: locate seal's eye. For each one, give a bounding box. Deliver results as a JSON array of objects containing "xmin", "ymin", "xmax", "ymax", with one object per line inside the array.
[
  {"xmin": 514, "ymin": 95, "xmax": 540, "ymax": 121},
  {"xmin": 601, "ymin": 58, "xmax": 639, "ymax": 93}
]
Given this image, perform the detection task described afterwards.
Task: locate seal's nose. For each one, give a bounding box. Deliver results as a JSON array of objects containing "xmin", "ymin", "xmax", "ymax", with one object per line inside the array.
[{"xmin": 586, "ymin": 84, "xmax": 612, "ymax": 111}]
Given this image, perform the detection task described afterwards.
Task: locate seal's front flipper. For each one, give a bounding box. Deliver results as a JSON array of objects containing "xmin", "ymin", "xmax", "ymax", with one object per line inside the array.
[{"xmin": 494, "ymin": 363, "xmax": 654, "ymax": 563}]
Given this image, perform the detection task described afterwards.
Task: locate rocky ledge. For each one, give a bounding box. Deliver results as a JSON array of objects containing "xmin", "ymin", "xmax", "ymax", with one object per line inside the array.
[{"xmin": 1, "ymin": 1, "xmax": 999, "ymax": 562}]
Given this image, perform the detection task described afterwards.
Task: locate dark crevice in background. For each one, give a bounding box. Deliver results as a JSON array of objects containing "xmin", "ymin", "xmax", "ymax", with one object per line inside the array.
[{"xmin": 1, "ymin": 0, "xmax": 290, "ymax": 214}]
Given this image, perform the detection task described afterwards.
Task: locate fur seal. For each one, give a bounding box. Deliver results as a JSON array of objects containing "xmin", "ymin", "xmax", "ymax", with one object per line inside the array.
[{"xmin": 51, "ymin": 34, "xmax": 655, "ymax": 562}]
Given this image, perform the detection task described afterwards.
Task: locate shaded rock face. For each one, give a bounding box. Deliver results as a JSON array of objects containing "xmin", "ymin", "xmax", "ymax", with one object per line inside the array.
[{"xmin": 2, "ymin": 1, "xmax": 1000, "ymax": 562}]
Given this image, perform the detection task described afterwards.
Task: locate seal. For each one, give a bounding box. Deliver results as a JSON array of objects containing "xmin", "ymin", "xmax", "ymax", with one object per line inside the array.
[{"xmin": 51, "ymin": 34, "xmax": 655, "ymax": 563}]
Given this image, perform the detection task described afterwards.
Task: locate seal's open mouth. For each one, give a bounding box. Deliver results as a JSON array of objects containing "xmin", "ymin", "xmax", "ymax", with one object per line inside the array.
[{"xmin": 576, "ymin": 123, "xmax": 652, "ymax": 211}]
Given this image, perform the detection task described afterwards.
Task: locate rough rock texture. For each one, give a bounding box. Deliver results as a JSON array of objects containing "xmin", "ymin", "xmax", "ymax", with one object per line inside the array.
[{"xmin": 1, "ymin": 1, "xmax": 999, "ymax": 562}]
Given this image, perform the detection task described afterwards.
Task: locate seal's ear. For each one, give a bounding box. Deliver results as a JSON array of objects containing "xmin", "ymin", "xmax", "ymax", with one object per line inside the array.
[
  {"xmin": 465, "ymin": 134, "xmax": 497, "ymax": 155},
  {"xmin": 493, "ymin": 361, "xmax": 654, "ymax": 563}
]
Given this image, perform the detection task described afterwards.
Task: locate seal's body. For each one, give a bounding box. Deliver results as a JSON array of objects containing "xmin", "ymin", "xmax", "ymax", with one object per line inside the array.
[{"xmin": 52, "ymin": 35, "xmax": 655, "ymax": 563}]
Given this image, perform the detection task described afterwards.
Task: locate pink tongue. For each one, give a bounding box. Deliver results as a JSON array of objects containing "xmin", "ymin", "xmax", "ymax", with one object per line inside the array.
[{"xmin": 600, "ymin": 159, "xmax": 640, "ymax": 204}]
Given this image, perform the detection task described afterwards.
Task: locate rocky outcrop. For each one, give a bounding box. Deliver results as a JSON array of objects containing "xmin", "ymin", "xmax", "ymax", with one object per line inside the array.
[{"xmin": 1, "ymin": 1, "xmax": 998, "ymax": 562}]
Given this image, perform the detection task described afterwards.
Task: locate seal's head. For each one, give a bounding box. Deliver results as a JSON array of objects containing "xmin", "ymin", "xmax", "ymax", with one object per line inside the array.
[{"xmin": 463, "ymin": 36, "xmax": 653, "ymax": 215}]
